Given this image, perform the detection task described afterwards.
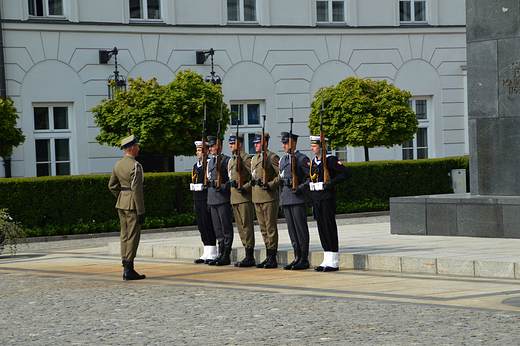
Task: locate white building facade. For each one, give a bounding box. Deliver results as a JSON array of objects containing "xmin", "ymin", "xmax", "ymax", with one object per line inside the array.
[{"xmin": 1, "ymin": 0, "xmax": 467, "ymax": 177}]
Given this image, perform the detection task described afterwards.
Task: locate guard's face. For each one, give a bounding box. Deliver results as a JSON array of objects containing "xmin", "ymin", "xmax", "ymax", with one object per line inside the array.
[
  {"xmin": 282, "ymin": 141, "xmax": 290, "ymax": 153},
  {"xmin": 254, "ymin": 141, "xmax": 262, "ymax": 153},
  {"xmin": 209, "ymin": 144, "xmax": 217, "ymax": 155},
  {"xmin": 229, "ymin": 142, "xmax": 236, "ymax": 153},
  {"xmin": 311, "ymin": 143, "xmax": 321, "ymax": 156},
  {"xmin": 196, "ymin": 147, "xmax": 203, "ymax": 160}
]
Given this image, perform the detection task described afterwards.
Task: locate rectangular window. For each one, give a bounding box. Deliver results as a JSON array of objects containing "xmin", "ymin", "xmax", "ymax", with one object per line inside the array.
[
  {"xmin": 33, "ymin": 104, "xmax": 72, "ymax": 177},
  {"xmin": 29, "ymin": 0, "xmax": 63, "ymax": 17},
  {"xmin": 228, "ymin": 0, "xmax": 257, "ymax": 22},
  {"xmin": 231, "ymin": 103, "xmax": 261, "ymax": 126},
  {"xmin": 317, "ymin": 1, "xmax": 345, "ymax": 23},
  {"xmin": 400, "ymin": 1, "xmax": 427, "ymax": 23},
  {"xmin": 130, "ymin": 0, "xmax": 161, "ymax": 20},
  {"xmin": 402, "ymin": 98, "xmax": 430, "ymax": 160}
]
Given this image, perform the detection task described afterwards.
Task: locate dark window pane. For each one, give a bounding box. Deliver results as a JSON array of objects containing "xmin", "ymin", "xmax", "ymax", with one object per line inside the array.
[
  {"xmin": 400, "ymin": 1, "xmax": 411, "ymax": 21},
  {"xmin": 332, "ymin": 1, "xmax": 344, "ymax": 22},
  {"xmin": 56, "ymin": 162, "xmax": 70, "ymax": 176},
  {"xmin": 36, "ymin": 139, "xmax": 50, "ymax": 162},
  {"xmin": 55, "ymin": 139, "xmax": 70, "ymax": 161},
  {"xmin": 417, "ymin": 128, "xmax": 428, "ymax": 148},
  {"xmin": 402, "ymin": 139, "xmax": 413, "ymax": 148},
  {"xmin": 415, "ymin": 100, "xmax": 427, "ymax": 119},
  {"xmin": 417, "ymin": 148, "xmax": 428, "ymax": 159},
  {"xmin": 148, "ymin": 0, "xmax": 160, "ymax": 19},
  {"xmin": 130, "ymin": 0, "xmax": 142, "ymax": 18},
  {"xmin": 48, "ymin": 0, "xmax": 63, "ymax": 15},
  {"xmin": 37, "ymin": 163, "xmax": 50, "ymax": 177},
  {"xmin": 34, "ymin": 107, "xmax": 49, "ymax": 130},
  {"xmin": 227, "ymin": 0, "xmax": 239, "ymax": 21},
  {"xmin": 248, "ymin": 133, "xmax": 256, "ymax": 155},
  {"xmin": 244, "ymin": 0, "xmax": 256, "ymax": 21},
  {"xmin": 231, "ymin": 104, "xmax": 243, "ymax": 125},
  {"xmin": 247, "ymin": 104, "xmax": 260, "ymax": 125},
  {"xmin": 53, "ymin": 107, "xmax": 68, "ymax": 129},
  {"xmin": 29, "ymin": 0, "xmax": 44, "ymax": 16},
  {"xmin": 402, "ymin": 148, "xmax": 413, "ymax": 160},
  {"xmin": 414, "ymin": 1, "xmax": 426, "ymax": 21},
  {"xmin": 317, "ymin": 1, "xmax": 328, "ymax": 22}
]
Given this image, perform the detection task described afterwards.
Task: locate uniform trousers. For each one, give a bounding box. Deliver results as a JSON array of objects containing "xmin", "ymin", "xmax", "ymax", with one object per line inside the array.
[
  {"xmin": 194, "ymin": 199, "xmax": 216, "ymax": 246},
  {"xmin": 255, "ymin": 200, "xmax": 279, "ymax": 250},
  {"xmin": 312, "ymin": 198, "xmax": 339, "ymax": 252},
  {"xmin": 210, "ymin": 203, "xmax": 234, "ymax": 248},
  {"xmin": 232, "ymin": 202, "xmax": 255, "ymax": 249},
  {"xmin": 118, "ymin": 209, "xmax": 141, "ymax": 262},
  {"xmin": 282, "ymin": 203, "xmax": 310, "ymax": 252}
]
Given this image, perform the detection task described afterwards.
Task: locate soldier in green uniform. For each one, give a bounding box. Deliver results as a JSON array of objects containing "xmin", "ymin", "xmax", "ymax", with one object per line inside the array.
[
  {"xmin": 251, "ymin": 132, "xmax": 280, "ymax": 268},
  {"xmin": 108, "ymin": 134, "xmax": 146, "ymax": 281},
  {"xmin": 228, "ymin": 133, "xmax": 256, "ymax": 267}
]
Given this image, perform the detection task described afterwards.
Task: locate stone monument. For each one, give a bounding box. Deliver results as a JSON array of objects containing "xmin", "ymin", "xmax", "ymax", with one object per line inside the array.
[{"xmin": 390, "ymin": 0, "xmax": 520, "ymax": 238}]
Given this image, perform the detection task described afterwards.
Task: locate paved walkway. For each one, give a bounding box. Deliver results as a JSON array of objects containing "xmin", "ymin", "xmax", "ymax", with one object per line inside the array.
[{"xmin": 103, "ymin": 213, "xmax": 520, "ymax": 279}]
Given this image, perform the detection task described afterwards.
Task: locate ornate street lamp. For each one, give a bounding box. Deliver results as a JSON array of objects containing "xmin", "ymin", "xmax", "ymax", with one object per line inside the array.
[
  {"xmin": 99, "ymin": 47, "xmax": 127, "ymax": 99},
  {"xmin": 196, "ymin": 48, "xmax": 222, "ymax": 85}
]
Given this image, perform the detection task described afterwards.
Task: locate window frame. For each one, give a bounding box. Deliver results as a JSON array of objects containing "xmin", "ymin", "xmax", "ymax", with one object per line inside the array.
[
  {"xmin": 129, "ymin": 0, "xmax": 163, "ymax": 21},
  {"xmin": 399, "ymin": 0, "xmax": 427, "ymax": 24},
  {"xmin": 316, "ymin": 0, "xmax": 347, "ymax": 24},
  {"xmin": 28, "ymin": 0, "xmax": 65, "ymax": 18},
  {"xmin": 230, "ymin": 101, "xmax": 264, "ymax": 155},
  {"xmin": 402, "ymin": 97, "xmax": 430, "ymax": 160},
  {"xmin": 227, "ymin": 0, "xmax": 258, "ymax": 23},
  {"xmin": 33, "ymin": 104, "xmax": 73, "ymax": 177}
]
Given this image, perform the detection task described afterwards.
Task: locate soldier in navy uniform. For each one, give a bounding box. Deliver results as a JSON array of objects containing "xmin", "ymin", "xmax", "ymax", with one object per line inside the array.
[
  {"xmin": 108, "ymin": 134, "xmax": 146, "ymax": 281},
  {"xmin": 206, "ymin": 135, "xmax": 233, "ymax": 266},
  {"xmin": 191, "ymin": 140, "xmax": 217, "ymax": 264},
  {"xmin": 309, "ymin": 135, "xmax": 352, "ymax": 272},
  {"xmin": 278, "ymin": 132, "xmax": 311, "ymax": 270}
]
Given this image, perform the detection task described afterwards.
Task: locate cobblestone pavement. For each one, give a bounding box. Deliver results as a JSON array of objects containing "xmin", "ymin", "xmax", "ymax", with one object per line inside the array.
[{"xmin": 2, "ymin": 215, "xmax": 520, "ymax": 345}]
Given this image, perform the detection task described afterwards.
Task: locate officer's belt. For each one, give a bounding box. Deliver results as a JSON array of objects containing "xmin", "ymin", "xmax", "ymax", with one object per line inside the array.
[
  {"xmin": 250, "ymin": 179, "xmax": 264, "ymax": 186},
  {"xmin": 121, "ymin": 187, "xmax": 132, "ymax": 191},
  {"xmin": 206, "ymin": 180, "xmax": 218, "ymax": 188},
  {"xmin": 279, "ymin": 179, "xmax": 294, "ymax": 187},
  {"xmin": 231, "ymin": 179, "xmax": 250, "ymax": 188}
]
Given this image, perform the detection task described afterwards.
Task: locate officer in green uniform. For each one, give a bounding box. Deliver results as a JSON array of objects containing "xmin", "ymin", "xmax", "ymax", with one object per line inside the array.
[
  {"xmin": 228, "ymin": 133, "xmax": 256, "ymax": 267},
  {"xmin": 251, "ymin": 132, "xmax": 280, "ymax": 268},
  {"xmin": 108, "ymin": 134, "xmax": 146, "ymax": 281}
]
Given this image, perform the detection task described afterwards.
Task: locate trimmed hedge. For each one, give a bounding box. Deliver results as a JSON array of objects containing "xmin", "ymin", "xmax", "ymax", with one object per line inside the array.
[{"xmin": 0, "ymin": 157, "xmax": 469, "ymax": 235}]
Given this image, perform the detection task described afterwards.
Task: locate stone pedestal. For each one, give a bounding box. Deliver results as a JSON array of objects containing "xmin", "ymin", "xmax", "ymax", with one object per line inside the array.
[{"xmin": 391, "ymin": 1, "xmax": 520, "ymax": 238}]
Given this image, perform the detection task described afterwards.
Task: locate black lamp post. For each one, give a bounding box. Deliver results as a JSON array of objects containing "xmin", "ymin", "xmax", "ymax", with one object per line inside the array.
[
  {"xmin": 196, "ymin": 48, "xmax": 222, "ymax": 85},
  {"xmin": 99, "ymin": 47, "xmax": 127, "ymax": 99}
]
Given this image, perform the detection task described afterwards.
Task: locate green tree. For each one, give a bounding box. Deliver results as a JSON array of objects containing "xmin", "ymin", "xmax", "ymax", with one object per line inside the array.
[
  {"xmin": 91, "ymin": 70, "xmax": 231, "ymax": 171},
  {"xmin": 0, "ymin": 96, "xmax": 25, "ymax": 159},
  {"xmin": 309, "ymin": 77, "xmax": 418, "ymax": 161}
]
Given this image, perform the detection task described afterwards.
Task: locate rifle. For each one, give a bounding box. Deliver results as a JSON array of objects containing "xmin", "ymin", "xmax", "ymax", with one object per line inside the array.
[
  {"xmin": 217, "ymin": 103, "xmax": 223, "ymax": 186},
  {"xmin": 320, "ymin": 92, "xmax": 331, "ymax": 182},
  {"xmin": 202, "ymin": 104, "xmax": 207, "ymax": 184},
  {"xmin": 261, "ymin": 114, "xmax": 268, "ymax": 186},
  {"xmin": 236, "ymin": 118, "xmax": 243, "ymax": 187},
  {"xmin": 289, "ymin": 105, "xmax": 297, "ymax": 188}
]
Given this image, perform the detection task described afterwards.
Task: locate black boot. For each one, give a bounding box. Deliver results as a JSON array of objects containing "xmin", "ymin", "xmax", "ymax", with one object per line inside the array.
[
  {"xmin": 262, "ymin": 249, "xmax": 278, "ymax": 269},
  {"xmin": 235, "ymin": 247, "xmax": 256, "ymax": 267},
  {"xmin": 255, "ymin": 250, "xmax": 269, "ymax": 268},
  {"xmin": 215, "ymin": 246, "xmax": 231, "ymax": 266},
  {"xmin": 208, "ymin": 244, "xmax": 224, "ymax": 265},
  {"xmin": 291, "ymin": 250, "xmax": 309, "ymax": 270},
  {"xmin": 123, "ymin": 260, "xmax": 146, "ymax": 281},
  {"xmin": 284, "ymin": 248, "xmax": 301, "ymax": 270}
]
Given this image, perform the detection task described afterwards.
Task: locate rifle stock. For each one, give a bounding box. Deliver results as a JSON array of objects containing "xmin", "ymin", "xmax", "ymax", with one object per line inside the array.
[
  {"xmin": 320, "ymin": 93, "xmax": 331, "ymax": 182},
  {"xmin": 202, "ymin": 104, "xmax": 207, "ymax": 184},
  {"xmin": 262, "ymin": 115, "xmax": 267, "ymax": 185},
  {"xmin": 236, "ymin": 119, "xmax": 243, "ymax": 187},
  {"xmin": 289, "ymin": 113, "xmax": 297, "ymax": 188}
]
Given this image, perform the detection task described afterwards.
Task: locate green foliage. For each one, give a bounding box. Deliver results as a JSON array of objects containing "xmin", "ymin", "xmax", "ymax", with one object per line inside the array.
[
  {"xmin": 309, "ymin": 77, "xmax": 418, "ymax": 151},
  {"xmin": 0, "ymin": 97, "xmax": 26, "ymax": 158},
  {"xmin": 91, "ymin": 70, "xmax": 231, "ymax": 162},
  {"xmin": 0, "ymin": 208, "xmax": 27, "ymax": 256},
  {"xmin": 0, "ymin": 157, "xmax": 469, "ymax": 237}
]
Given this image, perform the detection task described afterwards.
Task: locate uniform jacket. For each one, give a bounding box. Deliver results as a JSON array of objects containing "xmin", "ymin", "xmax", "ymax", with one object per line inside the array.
[
  {"xmin": 228, "ymin": 150, "xmax": 253, "ymax": 205},
  {"xmin": 108, "ymin": 154, "xmax": 145, "ymax": 215},
  {"xmin": 207, "ymin": 153, "xmax": 231, "ymax": 205},
  {"xmin": 309, "ymin": 154, "xmax": 352, "ymax": 201},
  {"xmin": 191, "ymin": 159, "xmax": 210, "ymax": 201},
  {"xmin": 251, "ymin": 149, "xmax": 280, "ymax": 203},
  {"xmin": 279, "ymin": 150, "xmax": 311, "ymax": 206}
]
